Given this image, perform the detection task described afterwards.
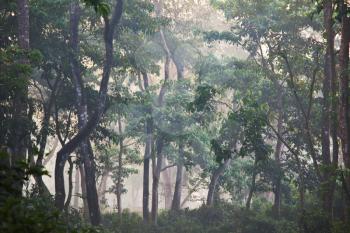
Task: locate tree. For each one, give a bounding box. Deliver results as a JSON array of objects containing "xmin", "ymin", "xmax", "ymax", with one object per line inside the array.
[{"xmin": 54, "ymin": 0, "xmax": 124, "ymax": 225}]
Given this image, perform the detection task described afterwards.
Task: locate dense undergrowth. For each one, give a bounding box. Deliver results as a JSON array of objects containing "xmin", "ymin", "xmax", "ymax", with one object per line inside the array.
[
  {"xmin": 0, "ymin": 163, "xmax": 347, "ymax": 233},
  {"xmin": 1, "ymin": 195, "xmax": 349, "ymax": 233}
]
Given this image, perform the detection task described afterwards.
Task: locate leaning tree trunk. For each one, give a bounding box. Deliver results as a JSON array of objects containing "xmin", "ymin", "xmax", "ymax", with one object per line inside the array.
[
  {"xmin": 207, "ymin": 158, "xmax": 231, "ymax": 206},
  {"xmin": 34, "ymin": 75, "xmax": 61, "ymax": 196},
  {"xmin": 54, "ymin": 1, "xmax": 123, "ymax": 220},
  {"xmin": 65, "ymin": 1, "xmax": 100, "ymax": 224},
  {"xmin": 64, "ymin": 157, "xmax": 74, "ymax": 210}
]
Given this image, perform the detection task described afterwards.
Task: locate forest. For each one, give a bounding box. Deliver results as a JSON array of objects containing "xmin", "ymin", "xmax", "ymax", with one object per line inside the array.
[{"xmin": 1, "ymin": 0, "xmax": 350, "ymax": 232}]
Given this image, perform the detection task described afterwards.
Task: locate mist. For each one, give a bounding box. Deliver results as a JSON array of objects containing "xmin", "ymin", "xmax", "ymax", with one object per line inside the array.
[{"xmin": 1, "ymin": 0, "xmax": 350, "ymax": 233}]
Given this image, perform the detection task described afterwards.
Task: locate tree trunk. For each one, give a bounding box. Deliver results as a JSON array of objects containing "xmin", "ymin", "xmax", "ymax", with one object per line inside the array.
[
  {"xmin": 149, "ymin": 27, "xmax": 170, "ymax": 223},
  {"xmin": 246, "ymin": 162, "xmax": 257, "ymax": 210},
  {"xmin": 269, "ymin": 116, "xmax": 306, "ymax": 233},
  {"xmin": 143, "ymin": 149, "xmax": 150, "ymax": 222},
  {"xmin": 79, "ymin": 164, "xmax": 89, "ymax": 220},
  {"xmin": 339, "ymin": 0, "xmax": 350, "ymax": 222},
  {"xmin": 151, "ymin": 136, "xmax": 164, "ymax": 225},
  {"xmin": 322, "ymin": 1, "xmax": 337, "ymax": 221},
  {"xmin": 35, "ymin": 76, "xmax": 61, "ymax": 196},
  {"xmin": 43, "ymin": 138, "xmax": 59, "ymax": 166},
  {"xmin": 142, "ymin": 72, "xmax": 152, "ymax": 222},
  {"xmin": 171, "ymin": 46, "xmax": 185, "ymax": 211},
  {"xmin": 158, "ymin": 29, "xmax": 170, "ymax": 106},
  {"xmin": 10, "ymin": 0, "xmax": 30, "ymax": 196},
  {"xmin": 98, "ymin": 169, "xmax": 109, "ymax": 209},
  {"xmin": 55, "ymin": 1, "xmax": 123, "ymax": 216},
  {"xmin": 73, "ymin": 166, "xmax": 80, "ymax": 209},
  {"xmin": 64, "ymin": 1, "xmax": 100, "ymax": 225},
  {"xmin": 64, "ymin": 156, "xmax": 74, "ymax": 210},
  {"xmin": 207, "ymin": 158, "xmax": 231, "ymax": 206},
  {"xmin": 171, "ymin": 141, "xmax": 184, "ymax": 211},
  {"xmin": 162, "ymin": 160, "xmax": 173, "ymax": 209},
  {"xmin": 116, "ymin": 117, "xmax": 123, "ymax": 216},
  {"xmin": 82, "ymin": 141, "xmax": 100, "ymax": 225},
  {"xmin": 272, "ymin": 108, "xmax": 283, "ymax": 217}
]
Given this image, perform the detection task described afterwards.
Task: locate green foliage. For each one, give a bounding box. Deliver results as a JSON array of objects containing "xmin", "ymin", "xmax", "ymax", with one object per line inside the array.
[
  {"xmin": 210, "ymin": 139, "xmax": 232, "ymax": 163},
  {"xmin": 0, "ymin": 153, "xmax": 49, "ymax": 200},
  {"xmin": 82, "ymin": 0, "xmax": 110, "ymax": 17},
  {"xmin": 0, "ymin": 158, "xmax": 101, "ymax": 233},
  {"xmin": 188, "ymin": 84, "xmax": 218, "ymax": 113},
  {"xmin": 100, "ymin": 204, "xmax": 299, "ymax": 233},
  {"xmin": 0, "ymin": 196, "xmax": 105, "ymax": 233},
  {"xmin": 230, "ymin": 98, "xmax": 271, "ymax": 161},
  {"xmin": 102, "ymin": 211, "xmax": 152, "ymax": 233}
]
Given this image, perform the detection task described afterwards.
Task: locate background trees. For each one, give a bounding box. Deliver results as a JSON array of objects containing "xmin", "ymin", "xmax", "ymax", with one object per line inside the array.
[{"xmin": 1, "ymin": 0, "xmax": 350, "ymax": 232}]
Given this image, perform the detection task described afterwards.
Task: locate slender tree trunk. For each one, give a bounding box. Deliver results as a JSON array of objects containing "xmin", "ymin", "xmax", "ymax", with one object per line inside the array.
[
  {"xmin": 158, "ymin": 29, "xmax": 170, "ymax": 106},
  {"xmin": 35, "ymin": 77, "xmax": 61, "ymax": 196},
  {"xmin": 272, "ymin": 97, "xmax": 283, "ymax": 217},
  {"xmin": 246, "ymin": 162, "xmax": 257, "ymax": 210},
  {"xmin": 149, "ymin": 28, "xmax": 170, "ymax": 224},
  {"xmin": 143, "ymin": 148, "xmax": 150, "ymax": 222},
  {"xmin": 339, "ymin": 0, "xmax": 350, "ymax": 222},
  {"xmin": 11, "ymin": 0, "xmax": 30, "ymax": 196},
  {"xmin": 98, "ymin": 169, "xmax": 109, "ymax": 209},
  {"xmin": 116, "ymin": 117, "xmax": 123, "ymax": 216},
  {"xmin": 299, "ymin": 174, "xmax": 306, "ymax": 233},
  {"xmin": 64, "ymin": 156, "xmax": 74, "ymax": 210},
  {"xmin": 207, "ymin": 158, "xmax": 231, "ymax": 206},
  {"xmin": 151, "ymin": 136, "xmax": 164, "ymax": 225},
  {"xmin": 322, "ymin": 1, "xmax": 337, "ymax": 221},
  {"xmin": 269, "ymin": 117, "xmax": 306, "ymax": 233},
  {"xmin": 73, "ymin": 166, "xmax": 80, "ymax": 208},
  {"xmin": 79, "ymin": 164, "xmax": 89, "ymax": 220},
  {"xmin": 162, "ymin": 160, "xmax": 173, "ymax": 209},
  {"xmin": 142, "ymin": 72, "xmax": 152, "ymax": 222},
  {"xmin": 171, "ymin": 141, "xmax": 184, "ymax": 211},
  {"xmin": 171, "ymin": 48, "xmax": 185, "ymax": 211},
  {"xmin": 82, "ymin": 141, "xmax": 100, "ymax": 225}
]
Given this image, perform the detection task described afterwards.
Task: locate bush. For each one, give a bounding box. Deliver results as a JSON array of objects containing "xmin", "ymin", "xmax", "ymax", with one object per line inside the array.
[
  {"xmin": 102, "ymin": 211, "xmax": 149, "ymax": 233},
  {"xmin": 0, "ymin": 195, "xmax": 104, "ymax": 233}
]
